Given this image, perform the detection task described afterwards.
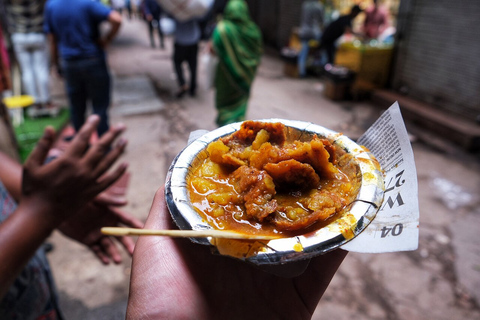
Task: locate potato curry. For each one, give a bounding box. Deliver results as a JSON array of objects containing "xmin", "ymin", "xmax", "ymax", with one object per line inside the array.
[{"xmin": 187, "ymin": 121, "xmax": 361, "ymax": 236}]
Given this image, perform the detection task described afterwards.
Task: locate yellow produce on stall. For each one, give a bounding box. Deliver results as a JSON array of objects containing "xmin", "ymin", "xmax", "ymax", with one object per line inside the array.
[{"xmin": 334, "ymin": 41, "xmax": 393, "ymax": 92}]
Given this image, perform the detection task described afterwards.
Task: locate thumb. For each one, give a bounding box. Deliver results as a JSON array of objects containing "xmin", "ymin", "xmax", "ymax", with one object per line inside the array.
[{"xmin": 144, "ymin": 186, "xmax": 173, "ymax": 230}]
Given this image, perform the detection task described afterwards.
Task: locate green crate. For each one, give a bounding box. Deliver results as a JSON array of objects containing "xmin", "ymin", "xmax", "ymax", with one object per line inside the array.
[{"xmin": 13, "ymin": 108, "xmax": 70, "ymax": 162}]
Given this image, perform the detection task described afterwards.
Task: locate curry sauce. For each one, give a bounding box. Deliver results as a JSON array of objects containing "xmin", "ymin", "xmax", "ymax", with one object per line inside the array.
[{"xmin": 187, "ymin": 121, "xmax": 361, "ymax": 237}]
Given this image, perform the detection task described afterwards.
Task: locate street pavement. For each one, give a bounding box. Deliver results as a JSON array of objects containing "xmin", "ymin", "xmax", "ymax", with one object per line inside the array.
[{"xmin": 47, "ymin": 18, "xmax": 480, "ymax": 319}]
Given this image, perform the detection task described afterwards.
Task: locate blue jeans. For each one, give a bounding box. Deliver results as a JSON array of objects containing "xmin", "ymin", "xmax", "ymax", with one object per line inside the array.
[
  {"xmin": 297, "ymin": 40, "xmax": 310, "ymax": 77},
  {"xmin": 62, "ymin": 56, "xmax": 110, "ymax": 136}
]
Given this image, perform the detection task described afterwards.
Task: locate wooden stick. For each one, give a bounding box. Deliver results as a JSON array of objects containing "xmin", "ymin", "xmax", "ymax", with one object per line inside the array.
[{"xmin": 101, "ymin": 227, "xmax": 279, "ymax": 240}]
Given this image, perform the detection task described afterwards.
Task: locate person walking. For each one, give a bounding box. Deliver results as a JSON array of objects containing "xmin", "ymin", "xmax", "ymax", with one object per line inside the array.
[
  {"xmin": 211, "ymin": 0, "xmax": 262, "ymax": 126},
  {"xmin": 5, "ymin": 0, "xmax": 59, "ymax": 117},
  {"xmin": 173, "ymin": 18, "xmax": 201, "ymax": 98},
  {"xmin": 143, "ymin": 0, "xmax": 165, "ymax": 49},
  {"xmin": 297, "ymin": 0, "xmax": 324, "ymax": 78},
  {"xmin": 44, "ymin": 0, "xmax": 122, "ymax": 137}
]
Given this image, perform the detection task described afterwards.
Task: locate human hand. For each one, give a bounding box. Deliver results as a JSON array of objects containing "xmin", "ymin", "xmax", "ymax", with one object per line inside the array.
[
  {"xmin": 127, "ymin": 188, "xmax": 348, "ymax": 319},
  {"xmin": 58, "ymin": 191, "xmax": 144, "ymax": 264},
  {"xmin": 21, "ymin": 115, "xmax": 128, "ymax": 227},
  {"xmin": 207, "ymin": 40, "xmax": 216, "ymax": 55}
]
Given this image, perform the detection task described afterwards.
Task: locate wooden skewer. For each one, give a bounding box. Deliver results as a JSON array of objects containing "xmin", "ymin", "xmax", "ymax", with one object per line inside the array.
[{"xmin": 101, "ymin": 227, "xmax": 279, "ymax": 240}]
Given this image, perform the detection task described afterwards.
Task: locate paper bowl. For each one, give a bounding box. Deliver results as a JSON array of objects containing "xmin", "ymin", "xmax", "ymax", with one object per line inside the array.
[{"xmin": 165, "ymin": 119, "xmax": 384, "ymax": 265}]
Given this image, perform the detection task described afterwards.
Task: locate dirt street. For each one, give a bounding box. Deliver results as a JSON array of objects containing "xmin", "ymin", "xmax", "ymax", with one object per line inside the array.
[{"xmin": 46, "ymin": 18, "xmax": 480, "ymax": 319}]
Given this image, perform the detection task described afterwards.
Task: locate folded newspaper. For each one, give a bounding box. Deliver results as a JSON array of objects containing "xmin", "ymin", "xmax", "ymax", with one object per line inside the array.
[
  {"xmin": 187, "ymin": 102, "xmax": 419, "ymax": 254},
  {"xmin": 342, "ymin": 102, "xmax": 419, "ymax": 253}
]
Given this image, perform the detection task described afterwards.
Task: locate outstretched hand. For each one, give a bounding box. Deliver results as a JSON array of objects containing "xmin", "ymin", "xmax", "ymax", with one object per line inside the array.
[
  {"xmin": 127, "ymin": 188, "xmax": 348, "ymax": 320},
  {"xmin": 58, "ymin": 192, "xmax": 144, "ymax": 264},
  {"xmin": 21, "ymin": 115, "xmax": 128, "ymax": 226},
  {"xmin": 0, "ymin": 115, "xmax": 131, "ymax": 300}
]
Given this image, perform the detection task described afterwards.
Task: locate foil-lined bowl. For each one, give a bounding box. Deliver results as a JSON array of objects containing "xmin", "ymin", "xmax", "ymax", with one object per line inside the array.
[{"xmin": 165, "ymin": 119, "xmax": 384, "ymax": 265}]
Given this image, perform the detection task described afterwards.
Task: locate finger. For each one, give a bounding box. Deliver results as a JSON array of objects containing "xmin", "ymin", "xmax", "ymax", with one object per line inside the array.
[
  {"xmin": 65, "ymin": 115, "xmax": 100, "ymax": 157},
  {"xmin": 110, "ymin": 207, "xmax": 144, "ymax": 229},
  {"xmin": 118, "ymin": 235, "xmax": 136, "ymax": 256},
  {"xmin": 144, "ymin": 186, "xmax": 172, "ymax": 230},
  {"xmin": 94, "ymin": 192, "xmax": 128, "ymax": 207},
  {"xmin": 91, "ymin": 244, "xmax": 110, "ymax": 265},
  {"xmin": 94, "ymin": 162, "xmax": 129, "ymax": 194},
  {"xmin": 100, "ymin": 236, "xmax": 122, "ymax": 264},
  {"xmin": 25, "ymin": 127, "xmax": 56, "ymax": 168},
  {"xmin": 91, "ymin": 138, "xmax": 128, "ymax": 178},
  {"xmin": 84, "ymin": 123, "xmax": 126, "ymax": 168}
]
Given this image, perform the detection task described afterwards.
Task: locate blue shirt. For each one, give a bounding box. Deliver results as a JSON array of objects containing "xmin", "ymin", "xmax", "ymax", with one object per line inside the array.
[
  {"xmin": 174, "ymin": 19, "xmax": 201, "ymax": 46},
  {"xmin": 44, "ymin": 0, "xmax": 111, "ymax": 59}
]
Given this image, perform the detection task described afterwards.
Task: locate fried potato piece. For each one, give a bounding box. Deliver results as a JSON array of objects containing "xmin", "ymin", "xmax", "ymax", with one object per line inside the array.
[
  {"xmin": 222, "ymin": 154, "xmax": 246, "ymax": 168},
  {"xmin": 264, "ymin": 159, "xmax": 320, "ymax": 190},
  {"xmin": 273, "ymin": 190, "xmax": 345, "ymax": 231},
  {"xmin": 307, "ymin": 189, "xmax": 346, "ymax": 214},
  {"xmin": 249, "ymin": 142, "xmax": 280, "ymax": 170},
  {"xmin": 207, "ymin": 140, "xmax": 230, "ymax": 163},
  {"xmin": 279, "ymin": 136, "xmax": 338, "ymax": 179},
  {"xmin": 208, "ymin": 139, "xmax": 246, "ymax": 168},
  {"xmin": 320, "ymin": 138, "xmax": 337, "ymax": 164},
  {"xmin": 223, "ymin": 120, "xmax": 286, "ymax": 145},
  {"xmin": 231, "ymin": 166, "xmax": 277, "ymax": 221}
]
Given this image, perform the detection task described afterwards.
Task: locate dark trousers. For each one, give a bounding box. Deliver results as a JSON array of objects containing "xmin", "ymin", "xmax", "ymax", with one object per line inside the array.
[
  {"xmin": 62, "ymin": 56, "xmax": 110, "ymax": 137},
  {"xmin": 148, "ymin": 19, "xmax": 164, "ymax": 48},
  {"xmin": 319, "ymin": 41, "xmax": 337, "ymax": 65},
  {"xmin": 173, "ymin": 43, "xmax": 198, "ymax": 94}
]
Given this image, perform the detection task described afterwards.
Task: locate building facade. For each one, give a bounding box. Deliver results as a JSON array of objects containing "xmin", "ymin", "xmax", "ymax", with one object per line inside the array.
[{"xmin": 246, "ymin": 0, "xmax": 480, "ymax": 122}]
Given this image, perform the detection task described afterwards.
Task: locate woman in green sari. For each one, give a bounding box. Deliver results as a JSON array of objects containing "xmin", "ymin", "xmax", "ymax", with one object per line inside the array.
[{"xmin": 212, "ymin": 0, "xmax": 262, "ymax": 126}]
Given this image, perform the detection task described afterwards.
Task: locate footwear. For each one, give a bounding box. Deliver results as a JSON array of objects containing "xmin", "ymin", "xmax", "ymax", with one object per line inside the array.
[
  {"xmin": 175, "ymin": 86, "xmax": 188, "ymax": 98},
  {"xmin": 28, "ymin": 102, "xmax": 60, "ymax": 118},
  {"xmin": 43, "ymin": 102, "xmax": 61, "ymax": 117},
  {"xmin": 27, "ymin": 104, "xmax": 42, "ymax": 118}
]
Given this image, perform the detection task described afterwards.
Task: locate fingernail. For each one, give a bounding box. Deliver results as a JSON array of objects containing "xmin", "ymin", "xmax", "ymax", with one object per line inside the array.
[
  {"xmin": 43, "ymin": 127, "xmax": 54, "ymax": 138},
  {"xmin": 115, "ymin": 123, "xmax": 126, "ymax": 131},
  {"xmin": 87, "ymin": 115, "xmax": 100, "ymax": 123},
  {"xmin": 118, "ymin": 138, "xmax": 128, "ymax": 147}
]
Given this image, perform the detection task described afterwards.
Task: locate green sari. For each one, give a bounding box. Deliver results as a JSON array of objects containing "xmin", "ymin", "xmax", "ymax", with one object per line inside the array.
[{"xmin": 212, "ymin": 0, "xmax": 262, "ymax": 126}]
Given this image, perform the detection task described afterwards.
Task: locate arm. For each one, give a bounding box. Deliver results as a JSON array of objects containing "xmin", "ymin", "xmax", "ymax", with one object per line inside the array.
[
  {"xmin": 47, "ymin": 33, "xmax": 61, "ymax": 76},
  {"xmin": 127, "ymin": 188, "xmax": 347, "ymax": 319},
  {"xmin": 0, "ymin": 153, "xmax": 22, "ymax": 202},
  {"xmin": 0, "ymin": 115, "xmax": 127, "ymax": 300},
  {"xmin": 143, "ymin": 0, "xmax": 153, "ymax": 20},
  {"xmin": 345, "ymin": 24, "xmax": 363, "ymax": 39},
  {"xmin": 100, "ymin": 10, "xmax": 123, "ymax": 48}
]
